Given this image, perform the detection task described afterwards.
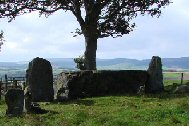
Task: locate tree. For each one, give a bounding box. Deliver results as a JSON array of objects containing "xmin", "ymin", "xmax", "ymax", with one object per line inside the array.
[
  {"xmin": 0, "ymin": 0, "xmax": 170, "ymax": 70},
  {"xmin": 0, "ymin": 30, "xmax": 4, "ymax": 51}
]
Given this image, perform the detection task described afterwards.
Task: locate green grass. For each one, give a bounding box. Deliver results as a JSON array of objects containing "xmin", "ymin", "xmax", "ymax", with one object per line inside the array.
[
  {"xmin": 1, "ymin": 91, "xmax": 189, "ymax": 125},
  {"xmin": 1, "ymin": 74, "xmax": 189, "ymax": 126},
  {"xmin": 163, "ymin": 72, "xmax": 189, "ymax": 80},
  {"xmin": 163, "ymin": 72, "xmax": 182, "ymax": 78},
  {"xmin": 163, "ymin": 72, "xmax": 189, "ymax": 86},
  {"xmin": 164, "ymin": 80, "xmax": 189, "ymax": 86}
]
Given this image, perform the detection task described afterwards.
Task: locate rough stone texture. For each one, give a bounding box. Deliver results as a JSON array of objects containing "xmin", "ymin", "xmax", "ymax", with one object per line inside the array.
[
  {"xmin": 26, "ymin": 57, "xmax": 54, "ymax": 102},
  {"xmin": 5, "ymin": 89, "xmax": 24, "ymax": 116},
  {"xmin": 54, "ymin": 70, "xmax": 148, "ymax": 100},
  {"xmin": 24, "ymin": 90, "xmax": 32, "ymax": 112},
  {"xmin": 145, "ymin": 56, "xmax": 164, "ymax": 93},
  {"xmin": 174, "ymin": 84, "xmax": 189, "ymax": 93},
  {"xmin": 54, "ymin": 72, "xmax": 70, "ymax": 101}
]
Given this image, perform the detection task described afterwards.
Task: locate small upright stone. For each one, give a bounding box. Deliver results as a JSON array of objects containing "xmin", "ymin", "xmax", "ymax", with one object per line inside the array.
[
  {"xmin": 5, "ymin": 89, "xmax": 24, "ymax": 116},
  {"xmin": 145, "ymin": 56, "xmax": 164, "ymax": 93},
  {"xmin": 26, "ymin": 57, "xmax": 54, "ymax": 102}
]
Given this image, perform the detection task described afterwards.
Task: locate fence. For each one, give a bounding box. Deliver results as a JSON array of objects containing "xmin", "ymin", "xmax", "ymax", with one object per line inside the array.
[
  {"xmin": 0, "ymin": 74, "xmax": 26, "ymax": 100},
  {"xmin": 163, "ymin": 72, "xmax": 189, "ymax": 84},
  {"xmin": 0, "ymin": 74, "xmax": 58, "ymax": 100}
]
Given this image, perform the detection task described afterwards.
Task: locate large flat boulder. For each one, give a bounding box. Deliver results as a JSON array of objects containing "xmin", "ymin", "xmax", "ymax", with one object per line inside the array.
[{"xmin": 54, "ymin": 70, "xmax": 148, "ymax": 100}]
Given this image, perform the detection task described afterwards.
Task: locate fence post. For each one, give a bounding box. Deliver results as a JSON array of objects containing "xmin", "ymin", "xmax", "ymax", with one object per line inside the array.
[
  {"xmin": 5, "ymin": 74, "xmax": 8, "ymax": 91},
  {"xmin": 13, "ymin": 78, "xmax": 18, "ymax": 88},
  {"xmin": 23, "ymin": 82, "xmax": 26, "ymax": 90},
  {"xmin": 181, "ymin": 73, "xmax": 184, "ymax": 85}
]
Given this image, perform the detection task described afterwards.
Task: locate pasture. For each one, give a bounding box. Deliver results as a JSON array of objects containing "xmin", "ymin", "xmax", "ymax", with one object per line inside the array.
[{"xmin": 164, "ymin": 72, "xmax": 189, "ymax": 86}]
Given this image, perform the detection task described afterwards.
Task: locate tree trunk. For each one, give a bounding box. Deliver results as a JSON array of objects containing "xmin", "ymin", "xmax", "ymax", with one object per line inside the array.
[{"xmin": 84, "ymin": 33, "xmax": 97, "ymax": 70}]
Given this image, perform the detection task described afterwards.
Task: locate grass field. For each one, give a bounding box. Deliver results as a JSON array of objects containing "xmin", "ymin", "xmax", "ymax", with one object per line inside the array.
[
  {"xmin": 163, "ymin": 72, "xmax": 189, "ymax": 86},
  {"xmin": 1, "ymin": 93, "xmax": 189, "ymax": 126},
  {"xmin": 0, "ymin": 73, "xmax": 189, "ymax": 126},
  {"xmin": 164, "ymin": 72, "xmax": 189, "ymax": 80}
]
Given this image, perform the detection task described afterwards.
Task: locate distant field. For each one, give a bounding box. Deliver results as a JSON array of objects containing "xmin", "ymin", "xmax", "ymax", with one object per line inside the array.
[
  {"xmin": 163, "ymin": 72, "xmax": 189, "ymax": 86},
  {"xmin": 163, "ymin": 72, "xmax": 189, "ymax": 80}
]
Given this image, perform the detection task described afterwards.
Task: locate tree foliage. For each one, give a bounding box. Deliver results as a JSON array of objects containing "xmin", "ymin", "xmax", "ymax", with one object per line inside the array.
[{"xmin": 0, "ymin": 0, "xmax": 170, "ymax": 38}]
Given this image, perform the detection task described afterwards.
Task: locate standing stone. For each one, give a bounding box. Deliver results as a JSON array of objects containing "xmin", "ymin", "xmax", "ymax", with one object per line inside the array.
[
  {"xmin": 26, "ymin": 57, "xmax": 54, "ymax": 102},
  {"xmin": 145, "ymin": 56, "xmax": 164, "ymax": 93},
  {"xmin": 5, "ymin": 89, "xmax": 24, "ymax": 116}
]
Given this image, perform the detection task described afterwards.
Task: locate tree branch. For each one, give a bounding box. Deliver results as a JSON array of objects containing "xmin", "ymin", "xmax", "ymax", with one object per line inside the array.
[{"xmin": 70, "ymin": 0, "xmax": 85, "ymax": 28}]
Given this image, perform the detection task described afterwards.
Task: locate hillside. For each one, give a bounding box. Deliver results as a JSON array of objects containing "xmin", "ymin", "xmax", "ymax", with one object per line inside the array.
[
  {"xmin": 48, "ymin": 57, "xmax": 189, "ymax": 70},
  {"xmin": 0, "ymin": 57, "xmax": 189, "ymax": 77}
]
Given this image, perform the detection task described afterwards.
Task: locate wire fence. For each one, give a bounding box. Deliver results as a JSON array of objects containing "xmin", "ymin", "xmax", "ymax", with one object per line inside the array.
[
  {"xmin": 163, "ymin": 72, "xmax": 189, "ymax": 80},
  {"xmin": 163, "ymin": 72, "xmax": 189, "ymax": 85}
]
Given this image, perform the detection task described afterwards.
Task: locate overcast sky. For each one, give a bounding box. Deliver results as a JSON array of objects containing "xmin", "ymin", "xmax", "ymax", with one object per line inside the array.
[{"xmin": 0, "ymin": 0, "xmax": 189, "ymax": 62}]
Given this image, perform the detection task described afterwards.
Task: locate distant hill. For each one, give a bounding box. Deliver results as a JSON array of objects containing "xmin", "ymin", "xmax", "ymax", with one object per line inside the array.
[
  {"xmin": 98, "ymin": 57, "xmax": 189, "ymax": 70},
  {"xmin": 0, "ymin": 57, "xmax": 189, "ymax": 77}
]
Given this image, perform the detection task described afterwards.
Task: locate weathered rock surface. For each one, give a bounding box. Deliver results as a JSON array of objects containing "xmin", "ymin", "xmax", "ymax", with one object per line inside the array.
[
  {"xmin": 174, "ymin": 84, "xmax": 189, "ymax": 93},
  {"xmin": 54, "ymin": 70, "xmax": 148, "ymax": 100},
  {"xmin": 5, "ymin": 89, "xmax": 24, "ymax": 116},
  {"xmin": 145, "ymin": 56, "xmax": 164, "ymax": 93},
  {"xmin": 26, "ymin": 57, "xmax": 54, "ymax": 102}
]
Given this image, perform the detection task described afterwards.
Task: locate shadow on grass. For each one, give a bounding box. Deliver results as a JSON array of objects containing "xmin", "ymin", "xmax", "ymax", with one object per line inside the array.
[
  {"xmin": 141, "ymin": 92, "xmax": 189, "ymax": 100},
  {"xmin": 27, "ymin": 109, "xmax": 59, "ymax": 115},
  {"xmin": 27, "ymin": 103, "xmax": 60, "ymax": 115},
  {"xmin": 53, "ymin": 99, "xmax": 95, "ymax": 106},
  {"xmin": 140, "ymin": 84, "xmax": 189, "ymax": 99},
  {"xmin": 53, "ymin": 92, "xmax": 189, "ymax": 105},
  {"xmin": 49, "ymin": 84, "xmax": 189, "ymax": 105}
]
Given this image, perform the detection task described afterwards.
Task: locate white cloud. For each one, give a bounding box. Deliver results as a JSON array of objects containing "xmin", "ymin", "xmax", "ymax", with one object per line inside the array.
[
  {"xmin": 5, "ymin": 42, "xmax": 18, "ymax": 49},
  {"xmin": 0, "ymin": 1, "xmax": 189, "ymax": 61}
]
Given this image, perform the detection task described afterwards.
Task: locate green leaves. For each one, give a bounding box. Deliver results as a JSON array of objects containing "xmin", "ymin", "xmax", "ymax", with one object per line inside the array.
[
  {"xmin": 0, "ymin": 0, "xmax": 171, "ymax": 38},
  {"xmin": 97, "ymin": 0, "xmax": 171, "ymax": 38}
]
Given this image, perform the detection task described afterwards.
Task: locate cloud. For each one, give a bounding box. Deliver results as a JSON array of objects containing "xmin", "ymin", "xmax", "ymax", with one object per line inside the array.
[
  {"xmin": 0, "ymin": 10, "xmax": 85, "ymax": 61},
  {"xmin": 0, "ymin": 0, "xmax": 189, "ymax": 61}
]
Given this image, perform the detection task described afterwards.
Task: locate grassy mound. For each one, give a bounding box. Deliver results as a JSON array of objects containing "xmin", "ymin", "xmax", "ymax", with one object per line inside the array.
[
  {"xmin": 1, "ymin": 78, "xmax": 189, "ymax": 126},
  {"xmin": 1, "ymin": 92, "xmax": 189, "ymax": 125}
]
